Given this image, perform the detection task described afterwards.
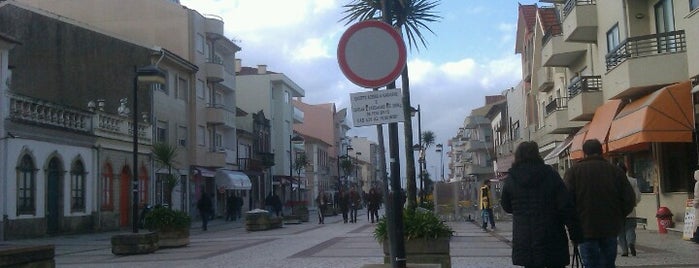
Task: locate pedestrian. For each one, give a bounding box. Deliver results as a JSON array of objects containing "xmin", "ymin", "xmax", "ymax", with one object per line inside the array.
[
  {"xmin": 316, "ymin": 192, "xmax": 326, "ymax": 224},
  {"xmin": 617, "ymin": 163, "xmax": 641, "ymax": 257},
  {"xmin": 368, "ymin": 188, "xmax": 381, "ymax": 223},
  {"xmin": 479, "ymin": 180, "xmax": 496, "ymax": 231},
  {"xmin": 234, "ymin": 194, "xmax": 244, "ymax": 220},
  {"xmin": 225, "ymin": 193, "xmax": 235, "ymax": 221},
  {"xmin": 564, "ymin": 139, "xmax": 636, "ymax": 268},
  {"xmin": 272, "ymin": 191, "xmax": 283, "ymax": 217},
  {"xmin": 349, "ymin": 186, "xmax": 359, "ymax": 223},
  {"xmin": 693, "ymin": 170, "xmax": 699, "ymax": 242},
  {"xmin": 264, "ymin": 191, "xmax": 274, "ymax": 213},
  {"xmin": 197, "ymin": 191, "xmax": 213, "ymax": 231},
  {"xmin": 501, "ymin": 141, "xmax": 583, "ymax": 268},
  {"xmin": 339, "ymin": 188, "xmax": 350, "ymax": 223}
]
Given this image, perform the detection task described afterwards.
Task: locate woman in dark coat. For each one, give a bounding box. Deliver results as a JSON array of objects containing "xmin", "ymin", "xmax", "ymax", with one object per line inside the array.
[{"xmin": 501, "ymin": 141, "xmax": 582, "ymax": 268}]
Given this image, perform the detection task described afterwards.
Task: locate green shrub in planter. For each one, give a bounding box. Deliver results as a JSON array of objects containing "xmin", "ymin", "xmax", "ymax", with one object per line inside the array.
[
  {"xmin": 144, "ymin": 206, "xmax": 192, "ymax": 231},
  {"xmin": 374, "ymin": 208, "xmax": 453, "ymax": 243}
]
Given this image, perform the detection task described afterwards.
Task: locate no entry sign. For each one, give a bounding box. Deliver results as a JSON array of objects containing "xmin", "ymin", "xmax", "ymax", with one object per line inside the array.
[{"xmin": 337, "ymin": 20, "xmax": 407, "ymax": 88}]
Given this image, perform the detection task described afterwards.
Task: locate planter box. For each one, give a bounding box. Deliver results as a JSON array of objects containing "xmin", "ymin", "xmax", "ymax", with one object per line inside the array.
[
  {"xmin": 245, "ymin": 210, "xmax": 283, "ymax": 231},
  {"xmin": 382, "ymin": 238, "xmax": 451, "ymax": 268},
  {"xmin": 111, "ymin": 232, "xmax": 159, "ymax": 255},
  {"xmin": 292, "ymin": 207, "xmax": 310, "ymax": 222},
  {"xmin": 157, "ymin": 228, "xmax": 190, "ymax": 248},
  {"xmin": 0, "ymin": 244, "xmax": 54, "ymax": 267}
]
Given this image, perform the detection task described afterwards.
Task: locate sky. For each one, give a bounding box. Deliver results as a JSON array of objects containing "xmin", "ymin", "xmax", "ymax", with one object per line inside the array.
[{"xmin": 180, "ymin": 0, "xmax": 541, "ymax": 180}]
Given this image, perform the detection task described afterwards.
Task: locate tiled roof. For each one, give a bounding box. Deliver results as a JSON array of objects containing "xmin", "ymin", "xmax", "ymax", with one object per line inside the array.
[
  {"xmin": 519, "ymin": 4, "xmax": 537, "ymax": 32},
  {"xmin": 237, "ymin": 66, "xmax": 278, "ymax": 75},
  {"xmin": 538, "ymin": 7, "xmax": 561, "ymax": 35}
]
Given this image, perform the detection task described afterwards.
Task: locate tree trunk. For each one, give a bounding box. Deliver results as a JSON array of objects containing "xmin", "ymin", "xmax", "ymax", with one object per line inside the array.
[{"xmin": 401, "ymin": 66, "xmax": 417, "ymax": 210}]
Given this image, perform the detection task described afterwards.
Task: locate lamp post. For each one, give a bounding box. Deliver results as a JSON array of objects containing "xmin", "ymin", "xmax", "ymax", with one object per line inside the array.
[
  {"xmin": 132, "ymin": 65, "xmax": 166, "ymax": 233},
  {"xmin": 436, "ymin": 144, "xmax": 444, "ymax": 182},
  {"xmin": 355, "ymin": 151, "xmax": 362, "ymax": 188},
  {"xmin": 411, "ymin": 105, "xmax": 423, "ymax": 202},
  {"xmin": 289, "ymin": 133, "xmax": 304, "ymax": 202}
]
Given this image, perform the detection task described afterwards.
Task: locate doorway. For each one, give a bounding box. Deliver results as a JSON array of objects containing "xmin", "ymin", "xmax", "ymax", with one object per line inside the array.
[{"xmin": 46, "ymin": 157, "xmax": 63, "ymax": 234}]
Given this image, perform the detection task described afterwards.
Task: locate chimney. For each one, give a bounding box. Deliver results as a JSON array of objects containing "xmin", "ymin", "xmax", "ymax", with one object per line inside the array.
[
  {"xmin": 235, "ymin": 59, "xmax": 242, "ymax": 73},
  {"xmin": 257, "ymin": 64, "xmax": 267, "ymax": 75}
]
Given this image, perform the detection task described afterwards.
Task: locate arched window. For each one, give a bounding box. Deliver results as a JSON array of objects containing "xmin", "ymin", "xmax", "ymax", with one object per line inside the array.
[
  {"xmin": 102, "ymin": 163, "xmax": 114, "ymax": 210},
  {"xmin": 70, "ymin": 159, "xmax": 87, "ymax": 212},
  {"xmin": 17, "ymin": 154, "xmax": 36, "ymax": 215}
]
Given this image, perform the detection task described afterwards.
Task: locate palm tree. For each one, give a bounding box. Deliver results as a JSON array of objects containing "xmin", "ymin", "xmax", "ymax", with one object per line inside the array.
[
  {"xmin": 420, "ymin": 130, "xmax": 435, "ymax": 201},
  {"xmin": 293, "ymin": 152, "xmax": 310, "ymax": 203},
  {"xmin": 152, "ymin": 142, "xmax": 179, "ymax": 208},
  {"xmin": 341, "ymin": 0, "xmax": 441, "ymax": 209}
]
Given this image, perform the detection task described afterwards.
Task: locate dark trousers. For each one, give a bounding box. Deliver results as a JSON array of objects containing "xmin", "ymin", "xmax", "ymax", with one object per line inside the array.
[
  {"xmin": 341, "ymin": 207, "xmax": 349, "ymax": 223},
  {"xmin": 201, "ymin": 211, "xmax": 210, "ymax": 230},
  {"xmin": 317, "ymin": 205, "xmax": 326, "ymax": 224},
  {"xmin": 350, "ymin": 205, "xmax": 358, "ymax": 222},
  {"xmin": 226, "ymin": 209, "xmax": 235, "ymax": 221}
]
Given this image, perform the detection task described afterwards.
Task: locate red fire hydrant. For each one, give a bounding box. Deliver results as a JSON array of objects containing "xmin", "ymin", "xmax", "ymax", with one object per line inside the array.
[{"xmin": 655, "ymin": 206, "xmax": 674, "ymax": 234}]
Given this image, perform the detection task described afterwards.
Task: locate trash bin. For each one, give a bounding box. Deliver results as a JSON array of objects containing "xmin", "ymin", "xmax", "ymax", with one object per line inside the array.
[{"xmin": 655, "ymin": 206, "xmax": 674, "ymax": 234}]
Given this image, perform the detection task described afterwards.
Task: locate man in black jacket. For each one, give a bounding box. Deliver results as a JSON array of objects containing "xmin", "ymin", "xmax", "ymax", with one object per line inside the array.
[{"xmin": 564, "ymin": 139, "xmax": 636, "ymax": 268}]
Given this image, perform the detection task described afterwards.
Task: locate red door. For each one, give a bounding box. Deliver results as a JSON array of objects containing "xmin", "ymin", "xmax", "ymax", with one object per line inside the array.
[{"xmin": 119, "ymin": 166, "xmax": 131, "ymax": 227}]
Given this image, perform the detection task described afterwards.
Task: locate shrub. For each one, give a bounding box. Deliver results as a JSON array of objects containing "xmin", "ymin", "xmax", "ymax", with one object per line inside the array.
[
  {"xmin": 144, "ymin": 206, "xmax": 191, "ymax": 231},
  {"xmin": 374, "ymin": 208, "xmax": 453, "ymax": 243}
]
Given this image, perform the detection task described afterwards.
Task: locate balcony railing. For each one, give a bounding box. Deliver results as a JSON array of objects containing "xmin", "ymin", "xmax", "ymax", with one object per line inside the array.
[
  {"xmin": 568, "ymin": 75, "xmax": 602, "ymax": 98},
  {"xmin": 605, "ymin": 30, "xmax": 686, "ymax": 70},
  {"xmin": 563, "ymin": 0, "xmax": 596, "ymax": 18},
  {"xmin": 542, "ymin": 23, "xmax": 563, "ymax": 46},
  {"xmin": 545, "ymin": 97, "xmax": 569, "ymax": 116},
  {"xmin": 9, "ymin": 93, "xmax": 91, "ymax": 133}
]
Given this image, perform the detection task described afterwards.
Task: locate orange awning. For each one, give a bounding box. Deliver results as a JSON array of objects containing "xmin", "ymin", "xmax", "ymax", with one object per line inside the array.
[
  {"xmin": 585, "ymin": 99, "xmax": 623, "ymax": 153},
  {"xmin": 608, "ymin": 81, "xmax": 694, "ymax": 152},
  {"xmin": 569, "ymin": 123, "xmax": 590, "ymax": 160}
]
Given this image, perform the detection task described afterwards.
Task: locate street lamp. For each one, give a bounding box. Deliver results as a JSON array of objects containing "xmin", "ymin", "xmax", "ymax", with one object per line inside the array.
[
  {"xmin": 289, "ymin": 133, "xmax": 304, "ymax": 202},
  {"xmin": 436, "ymin": 144, "xmax": 444, "ymax": 182},
  {"xmin": 411, "ymin": 105, "xmax": 423, "ymax": 202},
  {"xmin": 355, "ymin": 151, "xmax": 362, "ymax": 188},
  {"xmin": 132, "ymin": 65, "xmax": 166, "ymax": 233}
]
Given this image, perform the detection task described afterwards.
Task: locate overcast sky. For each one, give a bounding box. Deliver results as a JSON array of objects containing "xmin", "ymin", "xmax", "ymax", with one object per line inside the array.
[{"xmin": 180, "ymin": 0, "xmax": 541, "ymax": 180}]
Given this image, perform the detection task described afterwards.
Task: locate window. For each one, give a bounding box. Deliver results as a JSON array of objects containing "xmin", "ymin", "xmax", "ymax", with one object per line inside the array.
[
  {"xmin": 606, "ymin": 24, "xmax": 620, "ymax": 53},
  {"xmin": 196, "ymin": 33, "xmax": 204, "ymax": 54},
  {"xmin": 284, "ymin": 90, "xmax": 290, "ymax": 103},
  {"xmin": 70, "ymin": 160, "xmax": 86, "ymax": 212},
  {"xmin": 692, "ymin": 0, "xmax": 699, "ymax": 11},
  {"xmin": 214, "ymin": 132, "xmax": 223, "ymax": 149},
  {"xmin": 178, "ymin": 126, "xmax": 187, "ymax": 147},
  {"xmin": 659, "ymin": 143, "xmax": 694, "ymax": 192},
  {"xmin": 197, "ymin": 79, "xmax": 205, "ymax": 99},
  {"xmin": 177, "ymin": 77, "xmax": 188, "ymax": 101},
  {"xmin": 17, "ymin": 154, "xmax": 35, "ymax": 215},
  {"xmin": 197, "ymin": 125, "xmax": 206, "ymax": 146},
  {"xmin": 153, "ymin": 70, "xmax": 169, "ymax": 94},
  {"xmin": 101, "ymin": 164, "xmax": 113, "ymax": 210},
  {"xmin": 157, "ymin": 120, "xmax": 168, "ymax": 143}
]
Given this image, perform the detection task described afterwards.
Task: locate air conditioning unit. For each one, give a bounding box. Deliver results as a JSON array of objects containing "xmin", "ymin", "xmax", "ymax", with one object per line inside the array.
[{"xmin": 179, "ymin": 139, "xmax": 186, "ymax": 146}]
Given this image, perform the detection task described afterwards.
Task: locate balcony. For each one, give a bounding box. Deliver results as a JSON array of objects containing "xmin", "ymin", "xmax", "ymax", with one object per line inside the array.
[
  {"xmin": 196, "ymin": 148, "xmax": 226, "ymax": 167},
  {"xmin": 536, "ymin": 67, "xmax": 555, "ymax": 92},
  {"xmin": 463, "ymin": 116, "xmax": 489, "ymax": 129},
  {"xmin": 562, "ymin": 0, "xmax": 598, "ymax": 43},
  {"xmin": 94, "ymin": 112, "xmax": 151, "ymax": 143},
  {"xmin": 465, "ymin": 140, "xmax": 488, "ymax": 152},
  {"xmin": 464, "ymin": 163, "xmax": 493, "ymax": 176},
  {"xmin": 541, "ymin": 24, "xmax": 587, "ymax": 67},
  {"xmin": 293, "ymin": 106, "xmax": 304, "ymax": 124},
  {"xmin": 544, "ymin": 97, "xmax": 585, "ymax": 134},
  {"xmin": 567, "ymin": 76, "xmax": 603, "ymax": 121},
  {"xmin": 9, "ymin": 93, "xmax": 92, "ymax": 133},
  {"xmin": 205, "ymin": 58, "xmax": 224, "ymax": 83},
  {"xmin": 204, "ymin": 14, "xmax": 224, "ymax": 36},
  {"xmin": 206, "ymin": 104, "xmax": 235, "ymax": 128},
  {"xmin": 604, "ymin": 30, "xmax": 688, "ymax": 99},
  {"xmin": 219, "ymin": 69, "xmax": 236, "ymax": 91}
]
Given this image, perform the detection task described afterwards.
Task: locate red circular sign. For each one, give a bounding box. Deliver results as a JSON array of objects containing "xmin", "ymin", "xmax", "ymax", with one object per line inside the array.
[{"xmin": 337, "ymin": 20, "xmax": 407, "ymax": 88}]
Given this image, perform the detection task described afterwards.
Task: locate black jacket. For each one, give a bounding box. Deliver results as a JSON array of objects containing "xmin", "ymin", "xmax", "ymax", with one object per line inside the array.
[{"xmin": 501, "ymin": 162, "xmax": 582, "ymax": 267}]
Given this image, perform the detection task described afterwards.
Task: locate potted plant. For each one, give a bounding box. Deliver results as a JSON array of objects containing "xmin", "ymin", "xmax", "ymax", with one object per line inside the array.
[
  {"xmin": 144, "ymin": 206, "xmax": 192, "ymax": 248},
  {"xmin": 374, "ymin": 208, "xmax": 453, "ymax": 268}
]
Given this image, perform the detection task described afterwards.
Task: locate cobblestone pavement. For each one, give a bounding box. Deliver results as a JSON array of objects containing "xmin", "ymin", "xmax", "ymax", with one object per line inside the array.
[{"xmin": 3, "ymin": 211, "xmax": 699, "ymax": 268}]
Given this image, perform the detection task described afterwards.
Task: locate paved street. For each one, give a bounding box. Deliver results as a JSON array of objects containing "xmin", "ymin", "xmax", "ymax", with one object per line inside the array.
[{"xmin": 3, "ymin": 211, "xmax": 699, "ymax": 268}]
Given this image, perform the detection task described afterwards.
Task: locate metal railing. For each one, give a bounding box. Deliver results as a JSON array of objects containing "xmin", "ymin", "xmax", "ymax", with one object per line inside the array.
[
  {"xmin": 563, "ymin": 0, "xmax": 596, "ymax": 18},
  {"xmin": 545, "ymin": 97, "xmax": 569, "ymax": 116},
  {"xmin": 568, "ymin": 75, "xmax": 602, "ymax": 98},
  {"xmin": 605, "ymin": 30, "xmax": 686, "ymax": 70}
]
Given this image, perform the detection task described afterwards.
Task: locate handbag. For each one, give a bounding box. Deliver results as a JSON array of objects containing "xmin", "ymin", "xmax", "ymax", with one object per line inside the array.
[{"xmin": 571, "ymin": 245, "xmax": 583, "ymax": 268}]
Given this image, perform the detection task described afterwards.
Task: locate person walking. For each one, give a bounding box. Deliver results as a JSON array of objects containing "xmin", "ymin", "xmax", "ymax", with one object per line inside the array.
[
  {"xmin": 479, "ymin": 180, "xmax": 496, "ymax": 231},
  {"xmin": 272, "ymin": 191, "xmax": 283, "ymax": 217},
  {"xmin": 225, "ymin": 193, "xmax": 236, "ymax": 221},
  {"xmin": 234, "ymin": 194, "xmax": 244, "ymax": 220},
  {"xmin": 564, "ymin": 139, "xmax": 636, "ymax": 268},
  {"xmin": 197, "ymin": 191, "xmax": 213, "ymax": 231},
  {"xmin": 339, "ymin": 188, "xmax": 350, "ymax": 223},
  {"xmin": 368, "ymin": 188, "xmax": 381, "ymax": 223},
  {"xmin": 316, "ymin": 192, "xmax": 327, "ymax": 224},
  {"xmin": 349, "ymin": 187, "xmax": 359, "ymax": 223},
  {"xmin": 617, "ymin": 163, "xmax": 641, "ymax": 257},
  {"xmin": 501, "ymin": 141, "xmax": 582, "ymax": 268}
]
